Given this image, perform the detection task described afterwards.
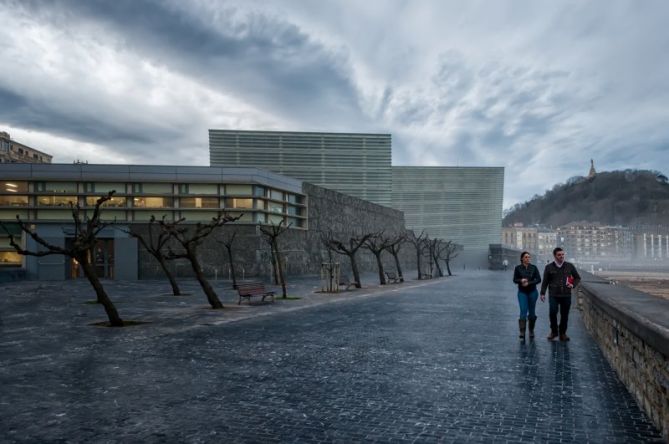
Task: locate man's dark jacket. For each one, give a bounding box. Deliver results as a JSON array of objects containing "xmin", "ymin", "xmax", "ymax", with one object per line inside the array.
[{"xmin": 540, "ymin": 262, "xmax": 581, "ymax": 297}]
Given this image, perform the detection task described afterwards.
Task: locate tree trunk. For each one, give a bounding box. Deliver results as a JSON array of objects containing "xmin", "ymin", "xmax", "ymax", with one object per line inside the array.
[
  {"xmin": 80, "ymin": 260, "xmax": 124, "ymax": 327},
  {"xmin": 273, "ymin": 240, "xmax": 287, "ymax": 298},
  {"xmin": 187, "ymin": 249, "xmax": 223, "ymax": 309},
  {"xmin": 416, "ymin": 249, "xmax": 422, "ymax": 280},
  {"xmin": 270, "ymin": 248, "xmax": 279, "ymax": 285},
  {"xmin": 157, "ymin": 254, "xmax": 181, "ymax": 295},
  {"xmin": 374, "ymin": 252, "xmax": 386, "ymax": 284},
  {"xmin": 391, "ymin": 252, "xmax": 404, "ymax": 282},
  {"xmin": 433, "ymin": 255, "xmax": 443, "ymax": 277},
  {"xmin": 349, "ymin": 253, "xmax": 362, "ymax": 288},
  {"xmin": 445, "ymin": 260, "xmax": 452, "ymax": 276},
  {"xmin": 226, "ymin": 245, "xmax": 237, "ymax": 289}
]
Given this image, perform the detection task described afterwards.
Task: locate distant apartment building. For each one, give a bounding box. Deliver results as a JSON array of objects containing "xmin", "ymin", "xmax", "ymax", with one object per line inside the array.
[
  {"xmin": 557, "ymin": 223, "xmax": 633, "ymax": 261},
  {"xmin": 502, "ymin": 224, "xmax": 557, "ymax": 263},
  {"xmin": 0, "ymin": 132, "xmax": 52, "ymax": 164}
]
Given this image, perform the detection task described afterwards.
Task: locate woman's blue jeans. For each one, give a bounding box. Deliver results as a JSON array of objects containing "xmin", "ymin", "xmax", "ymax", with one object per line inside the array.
[{"xmin": 517, "ymin": 290, "xmax": 538, "ymax": 320}]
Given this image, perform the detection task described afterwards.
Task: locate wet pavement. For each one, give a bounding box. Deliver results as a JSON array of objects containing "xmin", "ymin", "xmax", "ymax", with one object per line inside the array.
[{"xmin": 0, "ymin": 270, "xmax": 663, "ymax": 443}]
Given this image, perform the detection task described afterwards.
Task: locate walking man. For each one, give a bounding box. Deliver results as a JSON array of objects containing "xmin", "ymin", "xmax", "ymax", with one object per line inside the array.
[{"xmin": 540, "ymin": 247, "xmax": 581, "ymax": 341}]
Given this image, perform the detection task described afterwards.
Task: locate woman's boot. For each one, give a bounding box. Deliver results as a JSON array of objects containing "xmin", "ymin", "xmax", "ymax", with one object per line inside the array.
[
  {"xmin": 518, "ymin": 319, "xmax": 526, "ymax": 340},
  {"xmin": 528, "ymin": 316, "xmax": 537, "ymax": 339}
]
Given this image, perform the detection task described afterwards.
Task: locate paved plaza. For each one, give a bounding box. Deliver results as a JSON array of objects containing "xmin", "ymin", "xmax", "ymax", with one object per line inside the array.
[{"xmin": 0, "ymin": 270, "xmax": 663, "ymax": 443}]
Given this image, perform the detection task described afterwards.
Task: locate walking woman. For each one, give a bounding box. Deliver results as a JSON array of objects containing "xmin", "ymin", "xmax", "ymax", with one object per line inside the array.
[{"xmin": 512, "ymin": 252, "xmax": 542, "ymax": 340}]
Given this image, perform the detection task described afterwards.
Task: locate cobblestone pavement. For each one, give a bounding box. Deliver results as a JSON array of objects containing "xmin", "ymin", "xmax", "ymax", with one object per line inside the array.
[{"xmin": 0, "ymin": 270, "xmax": 663, "ymax": 443}]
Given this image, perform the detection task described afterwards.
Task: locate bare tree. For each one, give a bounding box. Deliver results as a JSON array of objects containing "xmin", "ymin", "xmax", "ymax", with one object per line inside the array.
[
  {"xmin": 364, "ymin": 231, "xmax": 392, "ymax": 285},
  {"xmin": 259, "ymin": 220, "xmax": 290, "ymax": 298},
  {"xmin": 429, "ymin": 238, "xmax": 446, "ymax": 277},
  {"xmin": 122, "ymin": 215, "xmax": 182, "ymax": 295},
  {"xmin": 159, "ymin": 214, "xmax": 239, "ymax": 309},
  {"xmin": 442, "ymin": 240, "xmax": 461, "ymax": 276},
  {"xmin": 322, "ymin": 230, "xmax": 373, "ymax": 289},
  {"xmin": 408, "ymin": 230, "xmax": 429, "ymax": 279},
  {"xmin": 217, "ymin": 229, "xmax": 239, "ymax": 289},
  {"xmin": 2, "ymin": 192, "xmax": 124, "ymax": 326},
  {"xmin": 384, "ymin": 231, "xmax": 407, "ymax": 282}
]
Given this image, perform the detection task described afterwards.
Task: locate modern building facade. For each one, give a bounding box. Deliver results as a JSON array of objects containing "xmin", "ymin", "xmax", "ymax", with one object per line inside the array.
[
  {"xmin": 0, "ymin": 163, "xmax": 414, "ymax": 281},
  {"xmin": 210, "ymin": 129, "xmax": 505, "ymax": 266},
  {"xmin": 209, "ymin": 129, "xmax": 393, "ymax": 206},
  {"xmin": 0, "ymin": 164, "xmax": 307, "ymax": 279},
  {"xmin": 0, "ymin": 131, "xmax": 52, "ymax": 164},
  {"xmin": 392, "ymin": 166, "xmax": 504, "ymax": 265}
]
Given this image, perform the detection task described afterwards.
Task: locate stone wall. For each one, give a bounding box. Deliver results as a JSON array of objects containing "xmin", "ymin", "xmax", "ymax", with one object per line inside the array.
[
  {"xmin": 138, "ymin": 182, "xmax": 418, "ymax": 281},
  {"xmin": 577, "ymin": 273, "xmax": 669, "ymax": 440}
]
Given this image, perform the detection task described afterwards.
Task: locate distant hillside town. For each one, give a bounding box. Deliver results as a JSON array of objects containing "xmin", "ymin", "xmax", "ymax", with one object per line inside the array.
[{"xmin": 502, "ymin": 162, "xmax": 669, "ymax": 265}]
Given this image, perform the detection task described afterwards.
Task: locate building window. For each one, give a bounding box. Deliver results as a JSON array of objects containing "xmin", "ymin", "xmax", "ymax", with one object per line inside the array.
[
  {"xmin": 225, "ymin": 198, "xmax": 253, "ymax": 209},
  {"xmin": 268, "ymin": 202, "xmax": 283, "ymax": 214},
  {"xmin": 0, "ymin": 195, "xmax": 29, "ymax": 206},
  {"xmin": 37, "ymin": 195, "xmax": 77, "ymax": 207},
  {"xmin": 85, "ymin": 196, "xmax": 126, "ymax": 207},
  {"xmin": 180, "ymin": 197, "xmax": 219, "ymax": 208},
  {"xmin": 36, "ymin": 182, "xmax": 77, "ymax": 193},
  {"xmin": 133, "ymin": 197, "xmax": 172, "ymax": 208},
  {"xmin": 85, "ymin": 182, "xmax": 125, "ymax": 193},
  {"xmin": 270, "ymin": 189, "xmax": 284, "ymax": 201},
  {"xmin": 253, "ymin": 186, "xmax": 266, "ymax": 197},
  {"xmin": 0, "ymin": 250, "xmax": 21, "ymax": 266},
  {"xmin": 2, "ymin": 181, "xmax": 28, "ymax": 193},
  {"xmin": 133, "ymin": 183, "xmax": 173, "ymax": 194},
  {"xmin": 181, "ymin": 184, "xmax": 218, "ymax": 195},
  {"xmin": 225, "ymin": 184, "xmax": 252, "ymax": 196}
]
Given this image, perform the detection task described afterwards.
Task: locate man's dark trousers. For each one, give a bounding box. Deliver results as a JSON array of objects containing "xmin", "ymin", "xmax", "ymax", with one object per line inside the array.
[{"xmin": 549, "ymin": 295, "xmax": 572, "ymax": 335}]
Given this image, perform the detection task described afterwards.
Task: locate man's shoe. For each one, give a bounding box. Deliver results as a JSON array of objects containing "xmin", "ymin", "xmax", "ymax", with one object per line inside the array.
[
  {"xmin": 547, "ymin": 331, "xmax": 558, "ymax": 341},
  {"xmin": 559, "ymin": 334, "xmax": 570, "ymax": 341}
]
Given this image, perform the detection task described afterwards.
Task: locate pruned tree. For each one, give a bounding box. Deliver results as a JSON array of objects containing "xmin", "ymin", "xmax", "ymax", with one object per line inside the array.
[
  {"xmin": 259, "ymin": 220, "xmax": 290, "ymax": 298},
  {"xmin": 442, "ymin": 240, "xmax": 461, "ymax": 276},
  {"xmin": 321, "ymin": 230, "xmax": 373, "ymax": 289},
  {"xmin": 429, "ymin": 238, "xmax": 446, "ymax": 277},
  {"xmin": 159, "ymin": 213, "xmax": 240, "ymax": 309},
  {"xmin": 122, "ymin": 215, "xmax": 182, "ymax": 295},
  {"xmin": 364, "ymin": 231, "xmax": 392, "ymax": 285},
  {"xmin": 217, "ymin": 229, "xmax": 240, "ymax": 289},
  {"xmin": 1, "ymin": 192, "xmax": 124, "ymax": 326},
  {"xmin": 408, "ymin": 230, "xmax": 429, "ymax": 279},
  {"xmin": 384, "ymin": 231, "xmax": 407, "ymax": 282}
]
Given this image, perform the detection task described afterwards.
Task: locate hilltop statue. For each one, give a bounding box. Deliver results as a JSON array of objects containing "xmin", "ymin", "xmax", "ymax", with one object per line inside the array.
[{"xmin": 588, "ymin": 159, "xmax": 596, "ymax": 178}]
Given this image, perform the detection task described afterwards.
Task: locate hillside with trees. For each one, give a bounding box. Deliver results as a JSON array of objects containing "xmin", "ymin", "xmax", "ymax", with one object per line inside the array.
[{"xmin": 503, "ymin": 170, "xmax": 669, "ymax": 227}]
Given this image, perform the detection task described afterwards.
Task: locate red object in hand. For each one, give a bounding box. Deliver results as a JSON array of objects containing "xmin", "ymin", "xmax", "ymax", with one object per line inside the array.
[{"xmin": 566, "ymin": 275, "xmax": 574, "ymax": 286}]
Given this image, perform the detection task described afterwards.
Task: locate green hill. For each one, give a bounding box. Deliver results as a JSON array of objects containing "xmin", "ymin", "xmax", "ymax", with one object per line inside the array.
[{"xmin": 503, "ymin": 170, "xmax": 669, "ymax": 227}]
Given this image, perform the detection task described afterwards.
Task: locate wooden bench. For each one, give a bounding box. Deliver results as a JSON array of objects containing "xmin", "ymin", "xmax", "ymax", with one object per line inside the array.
[
  {"xmin": 338, "ymin": 275, "xmax": 354, "ymax": 291},
  {"xmin": 236, "ymin": 282, "xmax": 275, "ymax": 305},
  {"xmin": 385, "ymin": 271, "xmax": 400, "ymax": 283}
]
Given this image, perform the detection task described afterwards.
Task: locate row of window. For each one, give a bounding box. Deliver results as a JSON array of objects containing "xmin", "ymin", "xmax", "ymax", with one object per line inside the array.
[
  {"xmin": 1, "ymin": 181, "xmax": 304, "ymax": 203},
  {"xmin": 0, "ymin": 195, "xmax": 304, "ymax": 215}
]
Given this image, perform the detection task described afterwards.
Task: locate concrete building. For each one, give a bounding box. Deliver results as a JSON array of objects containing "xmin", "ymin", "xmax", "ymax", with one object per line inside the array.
[
  {"xmin": 0, "ymin": 163, "xmax": 412, "ymax": 281},
  {"xmin": 209, "ymin": 130, "xmax": 505, "ymax": 267},
  {"xmin": 502, "ymin": 224, "xmax": 557, "ymax": 264},
  {"xmin": 557, "ymin": 223, "xmax": 633, "ymax": 261},
  {"xmin": 0, "ymin": 132, "xmax": 52, "ymax": 164},
  {"xmin": 209, "ymin": 129, "xmax": 392, "ymax": 207},
  {"xmin": 392, "ymin": 166, "xmax": 504, "ymax": 265}
]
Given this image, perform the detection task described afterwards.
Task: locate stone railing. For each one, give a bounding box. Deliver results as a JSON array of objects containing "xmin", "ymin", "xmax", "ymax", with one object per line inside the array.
[{"xmin": 577, "ymin": 272, "xmax": 669, "ymax": 440}]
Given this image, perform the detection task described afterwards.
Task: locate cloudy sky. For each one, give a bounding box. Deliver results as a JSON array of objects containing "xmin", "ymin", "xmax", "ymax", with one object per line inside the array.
[{"xmin": 1, "ymin": 0, "xmax": 668, "ymax": 208}]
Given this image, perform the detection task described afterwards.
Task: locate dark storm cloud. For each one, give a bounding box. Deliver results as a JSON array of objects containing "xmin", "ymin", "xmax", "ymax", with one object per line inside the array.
[
  {"xmin": 30, "ymin": 0, "xmax": 365, "ymax": 127},
  {"xmin": 0, "ymin": 86, "xmax": 157, "ymax": 145}
]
